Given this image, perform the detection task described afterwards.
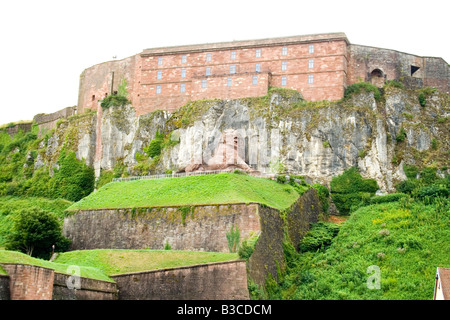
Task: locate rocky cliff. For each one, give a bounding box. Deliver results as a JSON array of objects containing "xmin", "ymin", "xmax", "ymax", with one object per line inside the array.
[{"xmin": 38, "ymin": 86, "xmax": 449, "ymax": 193}]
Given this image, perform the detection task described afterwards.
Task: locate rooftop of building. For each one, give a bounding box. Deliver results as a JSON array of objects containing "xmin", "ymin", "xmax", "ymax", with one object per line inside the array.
[{"xmin": 141, "ymin": 32, "xmax": 349, "ymax": 56}]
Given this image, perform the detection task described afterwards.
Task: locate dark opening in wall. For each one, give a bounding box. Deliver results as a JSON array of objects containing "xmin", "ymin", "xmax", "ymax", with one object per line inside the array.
[
  {"xmin": 411, "ymin": 65, "xmax": 420, "ymax": 76},
  {"xmin": 92, "ymin": 95, "xmax": 96, "ymax": 101}
]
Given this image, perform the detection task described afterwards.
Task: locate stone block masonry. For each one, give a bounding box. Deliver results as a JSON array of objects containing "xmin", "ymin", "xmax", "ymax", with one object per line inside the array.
[
  {"xmin": 112, "ymin": 260, "xmax": 249, "ymax": 300},
  {"xmin": 1, "ymin": 264, "xmax": 54, "ymax": 300},
  {"xmin": 64, "ymin": 203, "xmax": 261, "ymax": 252}
]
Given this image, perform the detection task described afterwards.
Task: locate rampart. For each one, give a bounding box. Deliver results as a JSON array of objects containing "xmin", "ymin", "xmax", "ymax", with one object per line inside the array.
[
  {"xmin": 63, "ymin": 203, "xmax": 261, "ymax": 252},
  {"xmin": 111, "ymin": 260, "xmax": 249, "ymax": 300},
  {"xmin": 33, "ymin": 106, "xmax": 77, "ymax": 135}
]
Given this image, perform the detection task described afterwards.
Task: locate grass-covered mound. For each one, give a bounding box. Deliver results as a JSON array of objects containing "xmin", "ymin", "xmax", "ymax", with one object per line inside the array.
[
  {"xmin": 0, "ymin": 249, "xmax": 238, "ymax": 282},
  {"xmin": 68, "ymin": 172, "xmax": 300, "ymax": 211},
  {"xmin": 54, "ymin": 249, "xmax": 238, "ymax": 276}
]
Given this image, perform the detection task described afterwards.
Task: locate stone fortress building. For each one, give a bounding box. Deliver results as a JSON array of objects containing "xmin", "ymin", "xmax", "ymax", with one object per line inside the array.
[{"xmin": 77, "ymin": 32, "xmax": 449, "ymax": 116}]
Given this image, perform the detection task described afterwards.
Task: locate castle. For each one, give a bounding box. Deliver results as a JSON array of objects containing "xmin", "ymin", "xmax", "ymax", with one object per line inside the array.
[{"xmin": 77, "ymin": 32, "xmax": 449, "ymax": 115}]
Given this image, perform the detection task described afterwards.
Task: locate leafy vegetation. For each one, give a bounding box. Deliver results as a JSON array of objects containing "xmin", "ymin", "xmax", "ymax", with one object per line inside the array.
[
  {"xmin": 343, "ymin": 82, "xmax": 382, "ymax": 101},
  {"xmin": 4, "ymin": 207, "xmax": 70, "ymax": 259},
  {"xmin": 68, "ymin": 173, "xmax": 301, "ymax": 211},
  {"xmin": 100, "ymin": 78, "xmax": 131, "ymax": 109},
  {"xmin": 330, "ymin": 167, "xmax": 378, "ymax": 215}
]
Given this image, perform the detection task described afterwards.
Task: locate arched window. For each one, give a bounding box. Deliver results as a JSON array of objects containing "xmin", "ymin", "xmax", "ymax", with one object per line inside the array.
[{"xmin": 370, "ymin": 68, "xmax": 385, "ymax": 87}]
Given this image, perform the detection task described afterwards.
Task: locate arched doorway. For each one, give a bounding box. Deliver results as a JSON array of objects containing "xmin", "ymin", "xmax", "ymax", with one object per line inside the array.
[{"xmin": 370, "ymin": 69, "xmax": 385, "ymax": 87}]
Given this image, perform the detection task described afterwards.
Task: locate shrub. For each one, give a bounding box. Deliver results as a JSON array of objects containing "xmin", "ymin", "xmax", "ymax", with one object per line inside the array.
[
  {"xmin": 396, "ymin": 179, "xmax": 419, "ymax": 194},
  {"xmin": 384, "ymin": 80, "xmax": 405, "ymax": 89},
  {"xmin": 330, "ymin": 167, "xmax": 378, "ymax": 195},
  {"xmin": 418, "ymin": 92, "xmax": 426, "ymax": 107},
  {"xmin": 5, "ymin": 207, "xmax": 71, "ymax": 259},
  {"xmin": 330, "ymin": 167, "xmax": 378, "ymax": 214},
  {"xmin": 344, "ymin": 82, "xmax": 381, "ymax": 101},
  {"xmin": 395, "ymin": 127, "xmax": 407, "ymax": 142},
  {"xmin": 144, "ymin": 131, "xmax": 164, "ymax": 158},
  {"xmin": 312, "ymin": 184, "xmax": 330, "ymax": 213},
  {"xmin": 226, "ymin": 225, "xmax": 240, "ymax": 253},
  {"xmin": 403, "ymin": 164, "xmax": 418, "ymax": 180},
  {"xmin": 416, "ymin": 184, "xmax": 448, "ymax": 200},
  {"xmin": 298, "ymin": 222, "xmax": 340, "ymax": 252},
  {"xmin": 100, "ymin": 95, "xmax": 130, "ymax": 109},
  {"xmin": 370, "ymin": 193, "xmax": 408, "ymax": 204}
]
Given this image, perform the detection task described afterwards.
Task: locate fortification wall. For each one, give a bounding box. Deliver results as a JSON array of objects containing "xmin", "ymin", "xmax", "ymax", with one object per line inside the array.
[
  {"xmin": 63, "ymin": 203, "xmax": 261, "ymax": 252},
  {"xmin": 4, "ymin": 122, "xmax": 33, "ymax": 136},
  {"xmin": 112, "ymin": 260, "xmax": 249, "ymax": 300},
  {"xmin": 52, "ymin": 273, "xmax": 118, "ymax": 300},
  {"xmin": 33, "ymin": 106, "xmax": 77, "ymax": 135},
  {"xmin": 1, "ymin": 264, "xmax": 54, "ymax": 300},
  {"xmin": 247, "ymin": 188, "xmax": 321, "ymax": 287},
  {"xmin": 348, "ymin": 44, "xmax": 449, "ymax": 92},
  {"xmin": 0, "ymin": 274, "xmax": 9, "ymax": 300}
]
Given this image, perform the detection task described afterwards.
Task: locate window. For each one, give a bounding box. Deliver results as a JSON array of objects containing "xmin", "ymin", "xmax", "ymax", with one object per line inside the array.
[
  {"xmin": 158, "ymin": 57, "xmax": 163, "ymax": 65},
  {"xmin": 180, "ymin": 83, "xmax": 185, "ymax": 93},
  {"xmin": 282, "ymin": 47, "xmax": 287, "ymax": 56},
  {"xmin": 231, "ymin": 51, "xmax": 236, "ymax": 60},
  {"xmin": 202, "ymin": 79, "xmax": 207, "ymax": 88},
  {"xmin": 206, "ymin": 53, "xmax": 211, "ymax": 62},
  {"xmin": 157, "ymin": 70, "xmax": 162, "ymax": 80},
  {"xmin": 256, "ymin": 49, "xmax": 261, "ymax": 58},
  {"xmin": 308, "ymin": 74, "xmax": 314, "ymax": 84},
  {"xmin": 255, "ymin": 63, "xmax": 261, "ymax": 73},
  {"xmin": 181, "ymin": 69, "xmax": 186, "ymax": 78},
  {"xmin": 252, "ymin": 75, "xmax": 258, "ymax": 85},
  {"xmin": 281, "ymin": 76, "xmax": 287, "ymax": 86},
  {"xmin": 230, "ymin": 65, "xmax": 236, "ymax": 74},
  {"xmin": 227, "ymin": 77, "xmax": 232, "ymax": 87},
  {"xmin": 309, "ymin": 45, "xmax": 314, "ymax": 54},
  {"xmin": 182, "ymin": 55, "xmax": 187, "ymax": 63},
  {"xmin": 309, "ymin": 59, "xmax": 314, "ymax": 69},
  {"xmin": 156, "ymin": 85, "xmax": 161, "ymax": 94},
  {"xmin": 282, "ymin": 61, "xmax": 287, "ymax": 71},
  {"xmin": 206, "ymin": 67, "xmax": 211, "ymax": 76}
]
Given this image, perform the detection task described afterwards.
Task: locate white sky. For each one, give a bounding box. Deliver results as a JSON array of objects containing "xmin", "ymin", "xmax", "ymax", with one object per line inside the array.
[{"xmin": 0, "ymin": 0, "xmax": 449, "ymax": 125}]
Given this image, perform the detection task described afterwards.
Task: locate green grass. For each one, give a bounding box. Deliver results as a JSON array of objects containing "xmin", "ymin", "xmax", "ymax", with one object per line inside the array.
[
  {"xmin": 276, "ymin": 200, "xmax": 450, "ymax": 300},
  {"xmin": 0, "ymin": 249, "xmax": 112, "ymax": 281},
  {"xmin": 0, "ymin": 249, "xmax": 238, "ymax": 281},
  {"xmin": 68, "ymin": 173, "xmax": 300, "ymax": 211},
  {"xmin": 54, "ymin": 249, "xmax": 238, "ymax": 276}
]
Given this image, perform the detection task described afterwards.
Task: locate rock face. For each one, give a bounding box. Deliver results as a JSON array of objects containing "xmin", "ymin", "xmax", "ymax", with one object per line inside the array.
[{"xmin": 40, "ymin": 87, "xmax": 449, "ymax": 191}]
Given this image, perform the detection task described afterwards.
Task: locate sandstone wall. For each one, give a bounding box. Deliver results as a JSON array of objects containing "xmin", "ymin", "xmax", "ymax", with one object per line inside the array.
[
  {"xmin": 52, "ymin": 273, "xmax": 118, "ymax": 300},
  {"xmin": 1, "ymin": 264, "xmax": 54, "ymax": 300},
  {"xmin": 111, "ymin": 260, "xmax": 249, "ymax": 300},
  {"xmin": 0, "ymin": 274, "xmax": 9, "ymax": 300},
  {"xmin": 63, "ymin": 203, "xmax": 261, "ymax": 252}
]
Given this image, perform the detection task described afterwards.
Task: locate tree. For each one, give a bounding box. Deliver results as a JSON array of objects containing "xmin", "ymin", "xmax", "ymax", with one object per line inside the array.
[{"xmin": 5, "ymin": 207, "xmax": 71, "ymax": 259}]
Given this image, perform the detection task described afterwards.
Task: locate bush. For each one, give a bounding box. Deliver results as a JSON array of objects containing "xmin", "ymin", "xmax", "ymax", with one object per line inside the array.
[
  {"xmin": 144, "ymin": 131, "xmax": 164, "ymax": 158},
  {"xmin": 298, "ymin": 222, "xmax": 340, "ymax": 252},
  {"xmin": 396, "ymin": 179, "xmax": 419, "ymax": 194},
  {"xmin": 330, "ymin": 167, "xmax": 378, "ymax": 195},
  {"xmin": 415, "ymin": 184, "xmax": 448, "ymax": 200},
  {"xmin": 100, "ymin": 95, "xmax": 130, "ymax": 109},
  {"xmin": 312, "ymin": 184, "xmax": 330, "ymax": 213},
  {"xmin": 396, "ymin": 127, "xmax": 407, "ymax": 142},
  {"xmin": 5, "ymin": 207, "xmax": 71, "ymax": 259},
  {"xmin": 370, "ymin": 193, "xmax": 408, "ymax": 204},
  {"xmin": 418, "ymin": 92, "xmax": 426, "ymax": 107},
  {"xmin": 344, "ymin": 82, "xmax": 381, "ymax": 101}
]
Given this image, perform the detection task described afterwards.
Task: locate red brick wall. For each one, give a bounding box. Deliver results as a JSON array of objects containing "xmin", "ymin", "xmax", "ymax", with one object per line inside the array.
[{"xmin": 2, "ymin": 264, "xmax": 54, "ymax": 300}]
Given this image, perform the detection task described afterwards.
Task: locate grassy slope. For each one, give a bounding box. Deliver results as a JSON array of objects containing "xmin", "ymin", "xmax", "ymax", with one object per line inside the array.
[
  {"xmin": 280, "ymin": 201, "xmax": 450, "ymax": 300},
  {"xmin": 68, "ymin": 172, "xmax": 300, "ymax": 211},
  {"xmin": 0, "ymin": 249, "xmax": 238, "ymax": 281},
  {"xmin": 53, "ymin": 249, "xmax": 238, "ymax": 276}
]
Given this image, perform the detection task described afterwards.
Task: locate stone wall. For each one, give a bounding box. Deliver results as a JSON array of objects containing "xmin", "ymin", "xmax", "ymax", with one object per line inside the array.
[
  {"xmin": 33, "ymin": 106, "xmax": 77, "ymax": 135},
  {"xmin": 1, "ymin": 264, "xmax": 54, "ymax": 300},
  {"xmin": 52, "ymin": 273, "xmax": 118, "ymax": 300},
  {"xmin": 0, "ymin": 274, "xmax": 9, "ymax": 300},
  {"xmin": 4, "ymin": 122, "xmax": 33, "ymax": 136},
  {"xmin": 63, "ymin": 203, "xmax": 261, "ymax": 252},
  {"xmin": 111, "ymin": 260, "xmax": 249, "ymax": 300}
]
